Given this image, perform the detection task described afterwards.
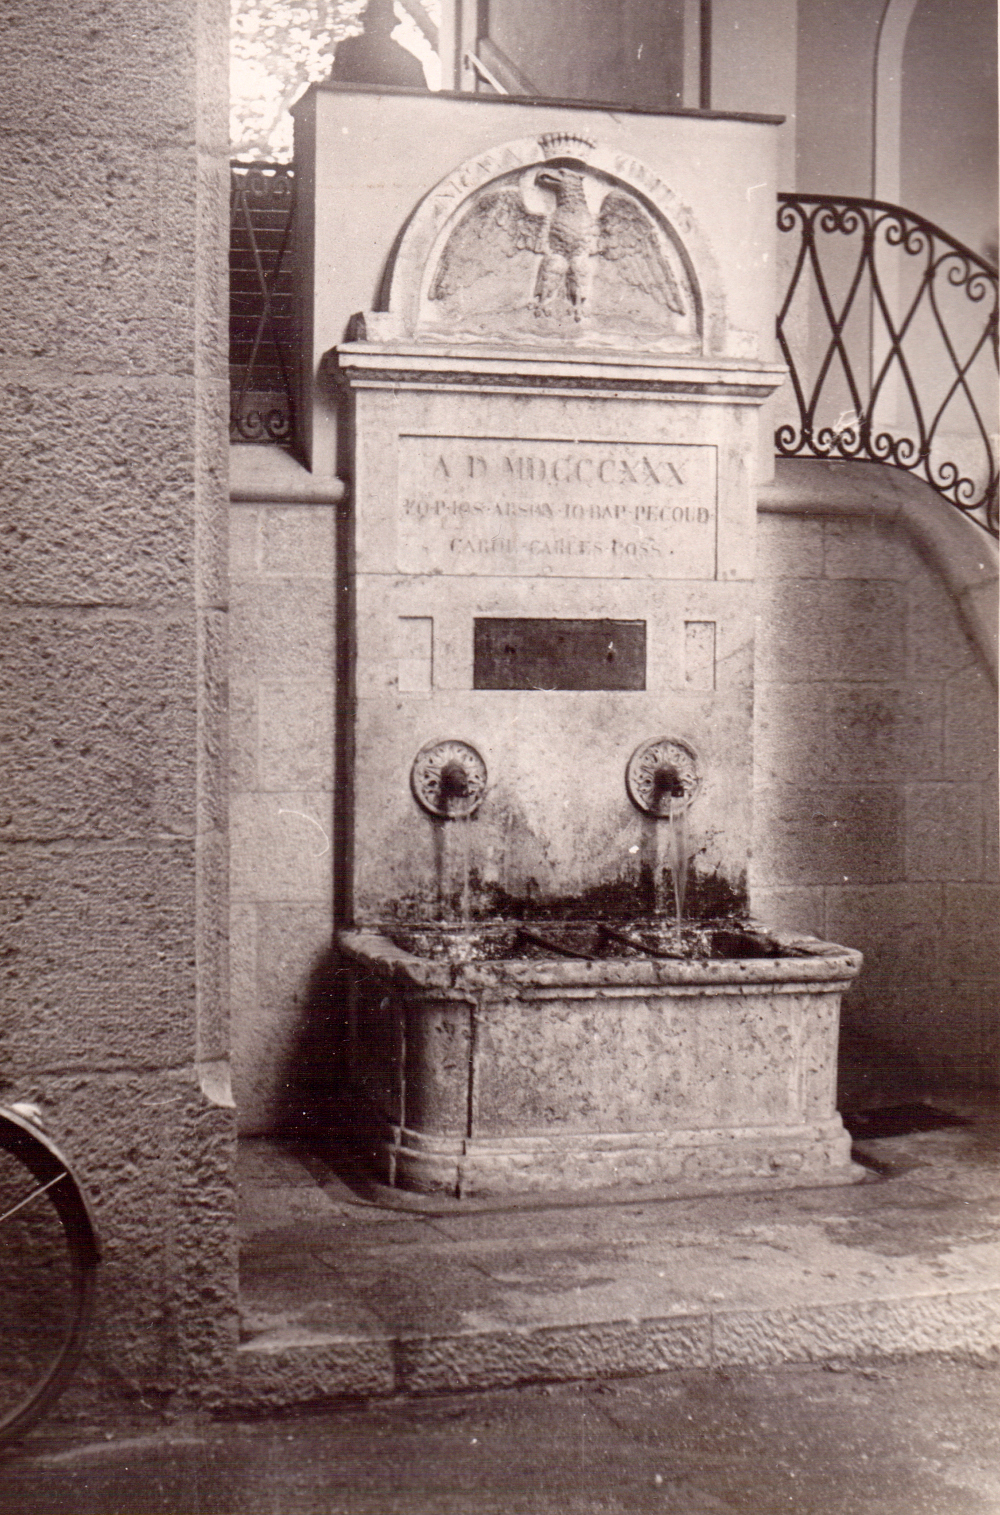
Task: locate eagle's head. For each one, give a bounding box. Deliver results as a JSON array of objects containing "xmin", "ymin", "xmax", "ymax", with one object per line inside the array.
[{"xmin": 535, "ymin": 166, "xmax": 586, "ymax": 202}]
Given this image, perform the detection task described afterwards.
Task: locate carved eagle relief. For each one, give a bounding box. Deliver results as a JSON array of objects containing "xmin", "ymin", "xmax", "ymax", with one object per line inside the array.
[{"xmin": 427, "ymin": 165, "xmax": 690, "ymax": 340}]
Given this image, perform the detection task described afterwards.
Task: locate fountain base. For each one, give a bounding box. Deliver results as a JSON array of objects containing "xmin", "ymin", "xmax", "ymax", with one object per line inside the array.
[{"xmin": 337, "ymin": 922, "xmax": 865, "ymax": 1198}]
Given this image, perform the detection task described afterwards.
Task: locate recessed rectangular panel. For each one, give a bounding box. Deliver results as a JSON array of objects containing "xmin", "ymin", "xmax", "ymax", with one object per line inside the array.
[{"xmin": 474, "ymin": 619, "xmax": 646, "ymax": 691}]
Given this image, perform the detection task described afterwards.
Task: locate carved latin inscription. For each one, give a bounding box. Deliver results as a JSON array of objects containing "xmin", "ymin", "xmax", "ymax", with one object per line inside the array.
[{"xmin": 397, "ymin": 437, "xmax": 717, "ymax": 579}]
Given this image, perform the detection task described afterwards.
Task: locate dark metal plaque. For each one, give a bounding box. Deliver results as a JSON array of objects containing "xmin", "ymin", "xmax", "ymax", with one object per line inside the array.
[{"xmin": 473, "ymin": 619, "xmax": 646, "ymax": 691}]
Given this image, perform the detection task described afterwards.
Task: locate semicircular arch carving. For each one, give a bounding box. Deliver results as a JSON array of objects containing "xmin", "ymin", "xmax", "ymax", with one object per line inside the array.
[{"xmin": 381, "ymin": 134, "xmax": 726, "ymax": 355}]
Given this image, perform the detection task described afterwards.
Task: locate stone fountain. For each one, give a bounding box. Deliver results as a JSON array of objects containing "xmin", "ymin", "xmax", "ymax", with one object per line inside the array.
[{"xmin": 296, "ymin": 85, "xmax": 863, "ymax": 1197}]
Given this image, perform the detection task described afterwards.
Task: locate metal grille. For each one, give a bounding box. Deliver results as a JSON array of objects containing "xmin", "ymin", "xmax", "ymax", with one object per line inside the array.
[
  {"xmin": 776, "ymin": 194, "xmax": 998, "ymax": 537},
  {"xmin": 230, "ymin": 162, "xmax": 297, "ymax": 445}
]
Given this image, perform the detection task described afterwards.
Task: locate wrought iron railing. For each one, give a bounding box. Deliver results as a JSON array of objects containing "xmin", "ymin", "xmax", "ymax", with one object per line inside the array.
[
  {"xmin": 230, "ymin": 162, "xmax": 296, "ymax": 444},
  {"xmin": 776, "ymin": 194, "xmax": 998, "ymax": 537}
]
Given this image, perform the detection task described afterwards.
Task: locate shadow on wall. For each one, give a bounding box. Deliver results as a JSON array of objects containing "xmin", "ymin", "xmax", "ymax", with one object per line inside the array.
[
  {"xmin": 752, "ymin": 466, "xmax": 998, "ymax": 1099},
  {"xmin": 269, "ymin": 946, "xmax": 350, "ymax": 1134}
]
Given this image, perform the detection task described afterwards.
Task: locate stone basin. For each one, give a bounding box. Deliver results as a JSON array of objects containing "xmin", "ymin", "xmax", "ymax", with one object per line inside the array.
[{"xmin": 337, "ymin": 922, "xmax": 865, "ymax": 1198}]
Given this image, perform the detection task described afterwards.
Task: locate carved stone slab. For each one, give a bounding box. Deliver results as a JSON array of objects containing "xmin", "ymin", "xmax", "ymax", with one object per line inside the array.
[
  {"xmin": 378, "ymin": 132, "xmax": 727, "ymax": 353},
  {"xmin": 396, "ymin": 435, "xmax": 717, "ymax": 579}
]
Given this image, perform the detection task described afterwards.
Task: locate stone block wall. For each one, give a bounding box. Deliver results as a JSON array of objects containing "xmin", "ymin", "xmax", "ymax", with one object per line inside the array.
[
  {"xmin": 229, "ymin": 504, "xmax": 338, "ymax": 1132},
  {"xmin": 1, "ymin": 0, "xmax": 237, "ymax": 1396},
  {"xmin": 752, "ymin": 497, "xmax": 998, "ymax": 1093},
  {"xmin": 229, "ymin": 464, "xmax": 997, "ymax": 1131}
]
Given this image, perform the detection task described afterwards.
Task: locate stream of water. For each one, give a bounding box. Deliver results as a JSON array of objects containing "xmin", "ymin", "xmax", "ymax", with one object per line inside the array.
[
  {"xmin": 669, "ymin": 799, "xmax": 689, "ymax": 927},
  {"xmin": 435, "ymin": 815, "xmax": 472, "ymax": 922}
]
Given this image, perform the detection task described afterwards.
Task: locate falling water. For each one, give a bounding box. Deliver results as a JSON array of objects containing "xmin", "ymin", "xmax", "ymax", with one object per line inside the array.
[
  {"xmin": 452, "ymin": 813, "xmax": 472, "ymax": 923},
  {"xmin": 669, "ymin": 797, "xmax": 689, "ymax": 927},
  {"xmin": 651, "ymin": 819, "xmax": 671, "ymax": 918},
  {"xmin": 427, "ymin": 759, "xmax": 475, "ymax": 923},
  {"xmin": 648, "ymin": 763, "xmax": 689, "ymax": 926},
  {"xmin": 433, "ymin": 816, "xmax": 473, "ymax": 923}
]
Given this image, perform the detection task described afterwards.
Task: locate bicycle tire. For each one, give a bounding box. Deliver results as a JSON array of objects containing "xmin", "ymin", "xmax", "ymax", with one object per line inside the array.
[{"xmin": 0, "ymin": 1111, "xmax": 100, "ymax": 1447}]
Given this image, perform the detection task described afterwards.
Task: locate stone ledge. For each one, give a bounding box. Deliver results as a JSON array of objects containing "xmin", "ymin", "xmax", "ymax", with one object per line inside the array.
[
  {"xmin": 229, "ymin": 446, "xmax": 344, "ymax": 505},
  {"xmin": 221, "ymin": 1287, "xmax": 1000, "ymax": 1408}
]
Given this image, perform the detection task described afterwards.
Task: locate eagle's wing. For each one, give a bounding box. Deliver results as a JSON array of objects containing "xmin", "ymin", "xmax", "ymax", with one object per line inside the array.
[
  {"xmin": 429, "ymin": 191, "xmax": 547, "ymax": 302},
  {"xmin": 596, "ymin": 192, "xmax": 685, "ymax": 315}
]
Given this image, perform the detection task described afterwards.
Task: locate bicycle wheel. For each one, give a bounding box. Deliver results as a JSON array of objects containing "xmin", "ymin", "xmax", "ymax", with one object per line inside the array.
[{"xmin": 0, "ymin": 1113, "xmax": 100, "ymax": 1446}]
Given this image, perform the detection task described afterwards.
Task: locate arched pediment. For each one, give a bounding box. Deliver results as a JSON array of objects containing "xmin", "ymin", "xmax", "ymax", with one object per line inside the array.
[{"xmin": 377, "ymin": 133, "xmax": 726, "ymax": 354}]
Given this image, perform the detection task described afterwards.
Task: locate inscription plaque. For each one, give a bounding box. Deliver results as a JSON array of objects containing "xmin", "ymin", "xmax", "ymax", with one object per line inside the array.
[
  {"xmin": 474, "ymin": 618, "xmax": 646, "ymax": 691},
  {"xmin": 397, "ymin": 436, "xmax": 717, "ymax": 579}
]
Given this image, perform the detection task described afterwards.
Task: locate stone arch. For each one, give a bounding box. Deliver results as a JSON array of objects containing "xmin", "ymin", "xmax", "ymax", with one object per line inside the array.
[{"xmin": 873, "ymin": 0, "xmax": 920, "ymax": 205}]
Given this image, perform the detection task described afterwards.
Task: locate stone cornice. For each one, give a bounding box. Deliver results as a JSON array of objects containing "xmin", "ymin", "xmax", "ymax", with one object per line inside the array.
[{"xmin": 327, "ymin": 343, "xmax": 786, "ymax": 405}]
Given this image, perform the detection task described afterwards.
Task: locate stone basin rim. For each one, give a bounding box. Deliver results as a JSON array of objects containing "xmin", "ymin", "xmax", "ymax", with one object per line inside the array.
[{"xmin": 338, "ymin": 925, "xmax": 863, "ymax": 991}]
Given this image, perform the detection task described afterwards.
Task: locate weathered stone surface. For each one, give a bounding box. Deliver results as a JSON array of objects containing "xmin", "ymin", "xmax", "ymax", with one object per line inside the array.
[
  {"xmin": 230, "ymin": 1340, "xmax": 396, "ymax": 1407},
  {"xmin": 985, "ymin": 786, "xmax": 999, "ymax": 882},
  {"xmin": 228, "ymin": 504, "xmax": 260, "ymax": 579},
  {"xmin": 748, "ymin": 885, "xmax": 826, "ymax": 936},
  {"xmin": 825, "ymin": 884, "xmax": 942, "ymax": 992},
  {"xmin": 0, "ymin": 384, "xmax": 201, "ymax": 605},
  {"xmin": 230, "ymin": 793, "xmax": 334, "ymax": 904},
  {"xmin": 396, "ymin": 1317, "xmax": 713, "ymax": 1394},
  {"xmin": 228, "ymin": 677, "xmax": 259, "ymax": 792},
  {"xmin": 259, "ymin": 507, "xmax": 337, "ymax": 578},
  {"xmin": 905, "ymin": 783, "xmax": 984, "ymax": 881},
  {"xmin": 756, "ymin": 510, "xmax": 824, "ymax": 578},
  {"xmin": 906, "ymin": 557, "xmax": 980, "ymax": 678},
  {"xmin": 232, "ymin": 903, "xmax": 337, "ymax": 1133},
  {"xmin": 752, "ymin": 681, "xmax": 828, "ymax": 785},
  {"xmin": 340, "ymin": 366, "xmax": 763, "ymax": 925},
  {"xmin": 0, "ymin": 2, "xmax": 201, "ymax": 142},
  {"xmin": 29, "ymin": 1071, "xmax": 237, "ymax": 1392},
  {"xmin": 754, "ymin": 476, "xmax": 997, "ymax": 1091},
  {"xmin": 713, "ymin": 1293, "xmax": 1000, "ymax": 1366},
  {"xmin": 196, "ymin": 825, "xmax": 231, "ymax": 1066},
  {"xmin": 853, "ymin": 986, "xmax": 998, "ymax": 1086},
  {"xmin": 941, "ymin": 884, "xmax": 999, "ymax": 981},
  {"xmin": 826, "ymin": 683, "xmax": 943, "ymax": 781},
  {"xmin": 945, "ymin": 665, "xmax": 999, "ymax": 780},
  {"xmin": 755, "ymin": 579, "xmax": 907, "ymax": 682},
  {"xmin": 752, "ymin": 784, "xmax": 905, "ymax": 885},
  {"xmin": 229, "ymin": 580, "xmax": 336, "ymax": 683},
  {"xmin": 0, "ymin": 843, "xmax": 197, "ymax": 1073},
  {"xmin": 0, "ymin": 143, "xmax": 203, "ymax": 374},
  {"xmin": 0, "ymin": 609, "xmax": 197, "ymax": 841},
  {"xmin": 228, "ymin": 498, "xmax": 338, "ymax": 1133},
  {"xmin": 259, "ymin": 681, "xmax": 336, "ymax": 791},
  {"xmin": 340, "ymin": 930, "xmax": 859, "ymax": 1196},
  {"xmin": 2, "ymin": 0, "xmax": 234, "ymax": 1405},
  {"xmin": 822, "ymin": 515, "xmax": 913, "ymax": 580}
]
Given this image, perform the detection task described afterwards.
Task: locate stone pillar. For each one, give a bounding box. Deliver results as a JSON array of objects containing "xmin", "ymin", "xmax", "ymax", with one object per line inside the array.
[{"xmin": 0, "ymin": 0, "xmax": 237, "ymax": 1396}]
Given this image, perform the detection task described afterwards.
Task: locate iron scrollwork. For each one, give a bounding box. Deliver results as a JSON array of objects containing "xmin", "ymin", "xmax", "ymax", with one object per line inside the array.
[{"xmin": 776, "ymin": 193, "xmax": 998, "ymax": 537}]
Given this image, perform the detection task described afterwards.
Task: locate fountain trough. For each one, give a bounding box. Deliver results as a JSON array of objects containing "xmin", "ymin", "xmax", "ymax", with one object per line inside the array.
[
  {"xmin": 296, "ymin": 87, "xmax": 865, "ymax": 1198},
  {"xmin": 340, "ymin": 918, "xmax": 862, "ymax": 1196}
]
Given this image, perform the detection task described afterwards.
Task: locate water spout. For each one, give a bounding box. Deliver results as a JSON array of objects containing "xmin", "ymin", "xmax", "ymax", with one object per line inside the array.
[
  {"xmin": 650, "ymin": 763, "xmax": 687, "ymax": 808},
  {"xmin": 439, "ymin": 760, "xmax": 470, "ymax": 813}
]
